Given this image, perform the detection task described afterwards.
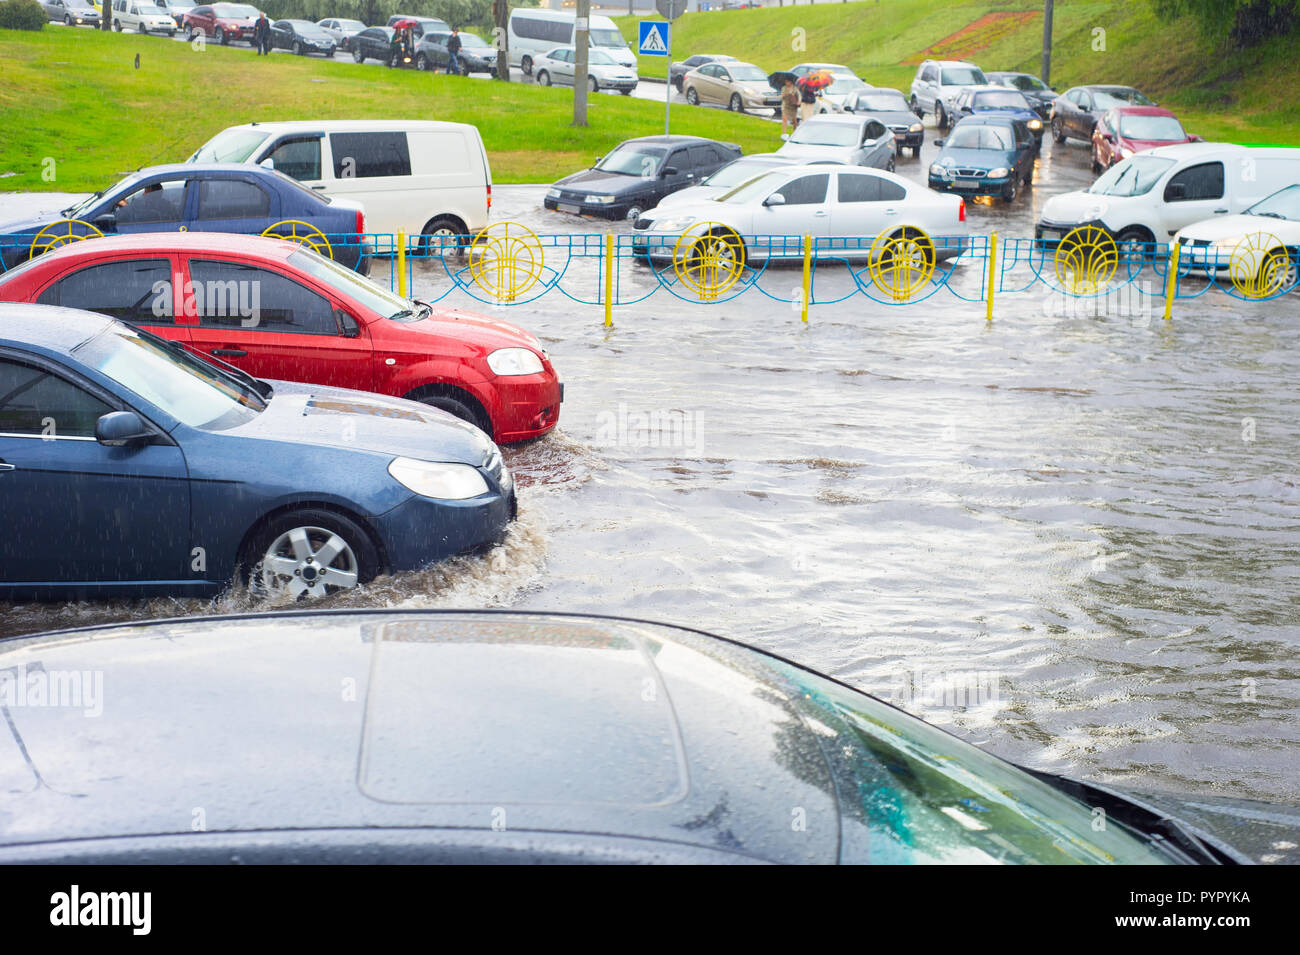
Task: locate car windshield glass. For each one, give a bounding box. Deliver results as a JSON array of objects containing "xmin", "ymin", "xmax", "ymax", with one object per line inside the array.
[
  {"xmin": 789, "ymin": 123, "xmax": 859, "ymax": 147},
  {"xmin": 1118, "ymin": 115, "xmax": 1186, "ymax": 141},
  {"xmin": 855, "ymin": 92, "xmax": 909, "ymax": 112},
  {"xmin": 707, "ymin": 159, "xmax": 783, "ymax": 187},
  {"xmin": 941, "ymin": 67, "xmax": 985, "ymax": 86},
  {"xmin": 595, "ymin": 145, "xmax": 666, "ymax": 175},
  {"xmin": 729, "ymin": 65, "xmax": 768, "ymax": 82},
  {"xmin": 1245, "ymin": 184, "xmax": 1300, "ymax": 220},
  {"xmin": 586, "ymin": 49, "xmax": 616, "ymax": 65},
  {"xmin": 338, "ymin": 19, "xmax": 364, "ymax": 30},
  {"xmin": 1095, "ymin": 87, "xmax": 1152, "ymax": 107},
  {"xmin": 75, "ymin": 325, "xmax": 264, "ymax": 430},
  {"xmin": 974, "ymin": 91, "xmax": 1029, "ymax": 109},
  {"xmin": 460, "ymin": 33, "xmax": 491, "ymax": 48},
  {"xmin": 589, "ymin": 28, "xmax": 625, "ymax": 47},
  {"xmin": 718, "ymin": 170, "xmax": 788, "ymax": 204},
  {"xmin": 64, "ymin": 173, "xmax": 145, "ymax": 218},
  {"xmin": 1010, "ymin": 74, "xmax": 1046, "ymax": 90},
  {"xmin": 288, "ymin": 249, "xmax": 416, "ymax": 320},
  {"xmin": 825, "ymin": 76, "xmax": 867, "ymax": 93},
  {"xmin": 68, "ymin": 0, "xmax": 94, "ymax": 8},
  {"xmin": 772, "ymin": 659, "xmax": 1173, "ymax": 864},
  {"xmin": 215, "ymin": 4, "xmax": 259, "ymax": 17},
  {"xmin": 190, "ymin": 128, "xmax": 269, "ymax": 164},
  {"xmin": 295, "ymin": 22, "xmax": 329, "ymax": 35},
  {"xmin": 138, "ymin": 4, "xmax": 167, "ymax": 13},
  {"xmin": 1089, "ymin": 155, "xmax": 1175, "ymax": 196},
  {"xmin": 946, "ymin": 124, "xmax": 1013, "ymax": 150}
]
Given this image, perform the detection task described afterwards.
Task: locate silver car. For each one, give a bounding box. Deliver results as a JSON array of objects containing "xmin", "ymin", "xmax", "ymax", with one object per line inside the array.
[
  {"xmin": 533, "ymin": 46, "xmax": 638, "ymax": 95},
  {"xmin": 909, "ymin": 58, "xmax": 988, "ymax": 130},
  {"xmin": 776, "ymin": 115, "xmax": 896, "ymax": 170},
  {"xmin": 43, "ymin": 0, "xmax": 101, "ymax": 25}
]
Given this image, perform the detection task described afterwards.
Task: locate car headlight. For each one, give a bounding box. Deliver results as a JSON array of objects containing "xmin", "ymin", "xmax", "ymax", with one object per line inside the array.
[
  {"xmin": 546, "ymin": 187, "xmax": 561, "ymax": 198},
  {"xmin": 585, "ymin": 194, "xmax": 615, "ymax": 204},
  {"xmin": 1028, "ymin": 119, "xmax": 1042, "ymax": 130},
  {"xmin": 487, "ymin": 347, "xmax": 544, "ymax": 376},
  {"xmin": 1083, "ymin": 201, "xmax": 1110, "ymax": 220},
  {"xmin": 655, "ymin": 215, "xmax": 697, "ymax": 232},
  {"xmin": 929, "ymin": 164, "xmax": 947, "ymax": 177},
  {"xmin": 909, "ymin": 122, "xmax": 923, "ymax": 132},
  {"xmin": 989, "ymin": 167, "xmax": 1010, "ymax": 178},
  {"xmin": 1210, "ymin": 235, "xmax": 1246, "ymax": 250},
  {"xmin": 388, "ymin": 457, "xmax": 489, "ymax": 500}
]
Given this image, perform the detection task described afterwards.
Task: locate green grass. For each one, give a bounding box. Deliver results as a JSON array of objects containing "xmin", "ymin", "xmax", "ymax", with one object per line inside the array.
[
  {"xmin": 614, "ymin": 0, "xmax": 1300, "ymax": 145},
  {"xmin": 0, "ymin": 27, "xmax": 783, "ymax": 192}
]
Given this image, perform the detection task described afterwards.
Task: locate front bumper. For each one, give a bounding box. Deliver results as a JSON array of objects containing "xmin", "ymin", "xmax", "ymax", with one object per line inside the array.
[
  {"xmin": 374, "ymin": 485, "xmax": 516, "ymax": 572},
  {"xmin": 488, "ymin": 372, "xmax": 563, "ymax": 444},
  {"xmin": 890, "ymin": 129, "xmax": 924, "ymax": 148},
  {"xmin": 543, "ymin": 195, "xmax": 631, "ymax": 221},
  {"xmin": 930, "ymin": 173, "xmax": 1012, "ymax": 198},
  {"xmin": 1034, "ymin": 217, "xmax": 1110, "ymax": 249}
]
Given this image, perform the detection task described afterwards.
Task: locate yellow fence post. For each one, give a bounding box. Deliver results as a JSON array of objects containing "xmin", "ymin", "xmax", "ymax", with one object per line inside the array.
[
  {"xmin": 604, "ymin": 233, "xmax": 614, "ymax": 328},
  {"xmin": 986, "ymin": 232, "xmax": 998, "ymax": 323},
  {"xmin": 801, "ymin": 234, "xmax": 811, "ymax": 323},
  {"xmin": 1163, "ymin": 241, "xmax": 1180, "ymax": 321},
  {"xmin": 396, "ymin": 229, "xmax": 406, "ymax": 299}
]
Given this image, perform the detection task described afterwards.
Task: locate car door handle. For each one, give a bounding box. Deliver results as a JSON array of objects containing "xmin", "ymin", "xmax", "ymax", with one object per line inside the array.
[
  {"xmin": 883, "ymin": 208, "xmax": 898, "ymax": 215},
  {"xmin": 812, "ymin": 210, "xmax": 828, "ymax": 217},
  {"xmin": 210, "ymin": 348, "xmax": 247, "ymax": 357},
  {"xmin": 1213, "ymin": 208, "xmax": 1228, "ymax": 214},
  {"xmin": 311, "ymin": 184, "xmax": 327, "ymax": 190}
]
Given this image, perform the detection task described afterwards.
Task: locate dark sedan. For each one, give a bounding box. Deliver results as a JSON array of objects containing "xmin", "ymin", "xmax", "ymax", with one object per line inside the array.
[
  {"xmin": 0, "ymin": 164, "xmax": 369, "ymax": 272},
  {"xmin": 416, "ymin": 30, "xmax": 497, "ymax": 75},
  {"xmin": 350, "ymin": 25, "xmax": 395, "ymax": 63},
  {"xmin": 953, "ymin": 86, "xmax": 1044, "ymax": 147},
  {"xmin": 0, "ymin": 306, "xmax": 514, "ymax": 600},
  {"xmin": 1051, "ymin": 84, "xmax": 1154, "ymax": 144},
  {"xmin": 843, "ymin": 87, "xmax": 925, "ymax": 156},
  {"xmin": 668, "ymin": 52, "xmax": 736, "ymax": 91},
  {"xmin": 545, "ymin": 135, "xmax": 741, "ymax": 222},
  {"xmin": 0, "ymin": 608, "xmax": 1288, "ymax": 863},
  {"xmin": 986, "ymin": 71, "xmax": 1057, "ymax": 118},
  {"xmin": 270, "ymin": 19, "xmax": 338, "ymax": 56},
  {"xmin": 929, "ymin": 115, "xmax": 1037, "ymax": 202}
]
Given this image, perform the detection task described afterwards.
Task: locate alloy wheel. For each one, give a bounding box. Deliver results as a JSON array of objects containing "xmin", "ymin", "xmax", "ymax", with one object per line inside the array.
[{"xmin": 259, "ymin": 526, "xmax": 360, "ymax": 599}]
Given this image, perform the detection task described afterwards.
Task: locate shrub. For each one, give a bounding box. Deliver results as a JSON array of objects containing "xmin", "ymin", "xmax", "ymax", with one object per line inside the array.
[{"xmin": 0, "ymin": 0, "xmax": 46, "ymax": 31}]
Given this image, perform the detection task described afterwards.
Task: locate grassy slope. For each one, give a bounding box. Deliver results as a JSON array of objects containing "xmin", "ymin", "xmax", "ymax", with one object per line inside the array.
[
  {"xmin": 614, "ymin": 0, "xmax": 1300, "ymax": 144},
  {"xmin": 0, "ymin": 28, "xmax": 781, "ymax": 192}
]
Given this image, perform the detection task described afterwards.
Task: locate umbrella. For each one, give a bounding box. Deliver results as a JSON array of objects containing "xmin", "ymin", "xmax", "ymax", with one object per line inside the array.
[
  {"xmin": 391, "ymin": 18, "xmax": 419, "ymax": 29},
  {"xmin": 768, "ymin": 70, "xmax": 797, "ymax": 90},
  {"xmin": 798, "ymin": 69, "xmax": 835, "ymax": 91}
]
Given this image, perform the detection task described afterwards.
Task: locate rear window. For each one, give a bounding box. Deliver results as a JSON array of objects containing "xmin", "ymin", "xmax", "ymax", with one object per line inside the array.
[{"xmin": 330, "ymin": 132, "xmax": 412, "ymax": 179}]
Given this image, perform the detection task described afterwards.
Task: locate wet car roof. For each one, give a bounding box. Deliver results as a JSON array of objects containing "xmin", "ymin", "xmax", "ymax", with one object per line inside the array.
[{"xmin": 0, "ymin": 302, "xmax": 114, "ymax": 352}]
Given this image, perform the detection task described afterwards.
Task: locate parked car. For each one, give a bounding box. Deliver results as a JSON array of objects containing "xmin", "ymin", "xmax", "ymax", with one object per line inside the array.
[
  {"xmin": 0, "ymin": 164, "xmax": 368, "ymax": 272},
  {"xmin": 182, "ymin": 2, "xmax": 258, "ymax": 44},
  {"xmin": 1036, "ymin": 144, "xmax": 1300, "ymax": 255},
  {"xmin": 633, "ymin": 164, "xmax": 968, "ymax": 265},
  {"xmin": 928, "ymin": 114, "xmax": 1037, "ymax": 203},
  {"xmin": 843, "ymin": 88, "xmax": 924, "ymax": 156},
  {"xmin": 416, "ymin": 30, "xmax": 498, "ymax": 75},
  {"xmin": 669, "ymin": 53, "xmax": 735, "ymax": 91},
  {"xmin": 545, "ymin": 135, "xmax": 740, "ymax": 222},
  {"xmin": 189, "ymin": 121, "xmax": 492, "ymax": 245},
  {"xmin": 533, "ymin": 46, "xmax": 637, "ymax": 94},
  {"xmin": 0, "ymin": 305, "xmax": 514, "ymax": 600},
  {"xmin": 386, "ymin": 13, "xmax": 449, "ymax": 38},
  {"xmin": 317, "ymin": 16, "xmax": 366, "ymax": 51},
  {"xmin": 985, "ymin": 71, "xmax": 1056, "ymax": 118},
  {"xmin": 683, "ymin": 60, "xmax": 782, "ymax": 114},
  {"xmin": 1175, "ymin": 184, "xmax": 1300, "ymax": 289},
  {"xmin": 648, "ymin": 154, "xmax": 806, "ymax": 213},
  {"xmin": 110, "ymin": 0, "xmax": 176, "ymax": 34},
  {"xmin": 269, "ymin": 19, "xmax": 338, "ymax": 56},
  {"xmin": 909, "ymin": 59, "xmax": 988, "ymax": 129},
  {"xmin": 350, "ymin": 25, "xmax": 395, "ymax": 63},
  {"xmin": 776, "ymin": 114, "xmax": 896, "ymax": 170},
  {"xmin": 508, "ymin": 7, "xmax": 634, "ymax": 74},
  {"xmin": 42, "ymin": 0, "xmax": 100, "ymax": 26},
  {"xmin": 1091, "ymin": 106, "xmax": 1197, "ymax": 172},
  {"xmin": 155, "ymin": 0, "xmax": 193, "ymax": 27},
  {"xmin": 1051, "ymin": 85, "xmax": 1153, "ymax": 144},
  {"xmin": 952, "ymin": 86, "xmax": 1043, "ymax": 147}
]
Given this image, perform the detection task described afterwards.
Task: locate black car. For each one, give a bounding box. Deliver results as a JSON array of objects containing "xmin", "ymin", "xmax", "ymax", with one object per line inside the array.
[
  {"xmin": 386, "ymin": 13, "xmax": 448, "ymax": 38},
  {"xmin": 0, "ymin": 608, "xmax": 1290, "ymax": 864},
  {"xmin": 669, "ymin": 52, "xmax": 736, "ymax": 91},
  {"xmin": 415, "ymin": 30, "xmax": 497, "ymax": 75},
  {"xmin": 270, "ymin": 19, "xmax": 337, "ymax": 56},
  {"xmin": 986, "ymin": 71, "xmax": 1057, "ymax": 119},
  {"xmin": 1051, "ymin": 84, "xmax": 1154, "ymax": 144},
  {"xmin": 843, "ymin": 87, "xmax": 925, "ymax": 157},
  {"xmin": 350, "ymin": 25, "xmax": 395, "ymax": 64},
  {"xmin": 545, "ymin": 135, "xmax": 742, "ymax": 222}
]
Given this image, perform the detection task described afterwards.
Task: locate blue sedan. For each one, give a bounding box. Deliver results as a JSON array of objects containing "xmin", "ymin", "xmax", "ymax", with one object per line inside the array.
[
  {"xmin": 952, "ymin": 85, "xmax": 1045, "ymax": 147},
  {"xmin": 928, "ymin": 115, "xmax": 1038, "ymax": 203},
  {"xmin": 0, "ymin": 164, "xmax": 370, "ymax": 273},
  {"xmin": 0, "ymin": 304, "xmax": 514, "ymax": 600}
]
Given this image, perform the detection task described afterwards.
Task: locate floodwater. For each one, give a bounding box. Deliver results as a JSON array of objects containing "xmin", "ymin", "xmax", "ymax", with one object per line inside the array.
[{"xmin": 2, "ymin": 134, "xmax": 1298, "ymax": 806}]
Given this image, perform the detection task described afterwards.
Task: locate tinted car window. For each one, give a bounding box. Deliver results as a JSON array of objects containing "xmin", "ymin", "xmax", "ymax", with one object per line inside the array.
[
  {"xmin": 774, "ymin": 173, "xmax": 829, "ymax": 205},
  {"xmin": 114, "ymin": 180, "xmax": 187, "ymax": 224},
  {"xmin": 837, "ymin": 173, "xmax": 905, "ymax": 203},
  {"xmin": 189, "ymin": 260, "xmax": 337, "ymax": 334},
  {"xmin": 687, "ymin": 145, "xmax": 715, "ymax": 170},
  {"xmin": 0, "ymin": 358, "xmax": 112, "ymax": 438},
  {"xmin": 36, "ymin": 259, "xmax": 173, "ymax": 324},
  {"xmin": 330, "ymin": 132, "xmax": 411, "ymax": 179},
  {"xmin": 196, "ymin": 179, "xmax": 270, "ymax": 219},
  {"xmin": 1165, "ymin": 162, "xmax": 1224, "ymax": 201},
  {"xmin": 266, "ymin": 137, "xmax": 322, "ymax": 181},
  {"xmin": 864, "ymin": 120, "xmax": 887, "ymax": 141}
]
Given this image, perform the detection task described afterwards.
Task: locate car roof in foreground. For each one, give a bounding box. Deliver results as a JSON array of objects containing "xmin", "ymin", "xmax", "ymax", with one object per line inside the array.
[
  {"xmin": 0, "ymin": 302, "xmax": 115, "ymax": 353},
  {"xmin": 14, "ymin": 231, "xmax": 302, "ymax": 264}
]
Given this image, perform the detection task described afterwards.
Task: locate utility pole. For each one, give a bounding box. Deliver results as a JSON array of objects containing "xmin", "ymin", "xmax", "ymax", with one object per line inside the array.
[
  {"xmin": 493, "ymin": 0, "xmax": 509, "ymax": 82},
  {"xmin": 573, "ymin": 0, "xmax": 590, "ymax": 127},
  {"xmin": 101, "ymin": 0, "xmax": 110, "ymax": 32},
  {"xmin": 1041, "ymin": 0, "xmax": 1054, "ymax": 86}
]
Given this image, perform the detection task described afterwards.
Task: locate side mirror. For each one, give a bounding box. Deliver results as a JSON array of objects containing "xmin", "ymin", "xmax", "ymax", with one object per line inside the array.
[
  {"xmin": 660, "ymin": 165, "xmax": 679, "ymax": 177},
  {"xmin": 961, "ymin": 106, "xmax": 973, "ymax": 113},
  {"xmin": 92, "ymin": 213, "xmax": 116, "ymax": 230},
  {"xmin": 762, "ymin": 193, "xmax": 786, "ymax": 207},
  {"xmin": 95, "ymin": 411, "xmax": 152, "ymax": 448}
]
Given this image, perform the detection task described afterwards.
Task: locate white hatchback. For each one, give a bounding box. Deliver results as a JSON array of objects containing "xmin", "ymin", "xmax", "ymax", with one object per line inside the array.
[{"xmin": 111, "ymin": 0, "xmax": 177, "ymax": 33}]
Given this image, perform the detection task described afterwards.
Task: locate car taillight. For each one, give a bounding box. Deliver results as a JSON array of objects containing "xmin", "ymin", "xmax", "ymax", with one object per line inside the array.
[
  {"xmin": 355, "ymin": 208, "xmax": 364, "ymax": 235},
  {"xmin": 486, "ymin": 183, "xmax": 492, "ymax": 210},
  {"xmin": 959, "ymin": 199, "xmax": 966, "ymax": 222}
]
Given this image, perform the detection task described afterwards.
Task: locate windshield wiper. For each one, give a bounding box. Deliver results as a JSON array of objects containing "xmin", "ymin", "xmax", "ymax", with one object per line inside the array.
[
  {"xmin": 1252, "ymin": 211, "xmax": 1285, "ymax": 219},
  {"xmin": 61, "ymin": 190, "xmax": 102, "ymax": 218},
  {"xmin": 152, "ymin": 335, "xmax": 270, "ymax": 407}
]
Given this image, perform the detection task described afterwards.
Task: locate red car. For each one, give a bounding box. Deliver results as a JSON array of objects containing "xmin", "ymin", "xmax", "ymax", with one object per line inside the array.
[
  {"xmin": 0, "ymin": 233, "xmax": 562, "ymax": 443},
  {"xmin": 182, "ymin": 2, "xmax": 259, "ymax": 44},
  {"xmin": 1091, "ymin": 105, "xmax": 1198, "ymax": 172}
]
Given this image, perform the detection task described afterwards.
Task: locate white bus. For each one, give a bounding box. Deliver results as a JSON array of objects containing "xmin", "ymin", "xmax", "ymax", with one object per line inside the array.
[{"xmin": 507, "ymin": 8, "xmax": 635, "ymax": 75}]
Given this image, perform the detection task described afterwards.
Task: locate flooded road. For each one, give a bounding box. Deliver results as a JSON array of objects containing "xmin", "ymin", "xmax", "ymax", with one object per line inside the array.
[{"xmin": 2, "ymin": 138, "xmax": 1297, "ymax": 806}]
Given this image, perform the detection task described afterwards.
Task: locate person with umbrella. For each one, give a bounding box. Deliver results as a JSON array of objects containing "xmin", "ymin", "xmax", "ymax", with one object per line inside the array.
[
  {"xmin": 390, "ymin": 20, "xmax": 416, "ymax": 68},
  {"xmin": 771, "ymin": 70, "xmax": 800, "ymax": 135},
  {"xmin": 798, "ymin": 70, "xmax": 834, "ymax": 123}
]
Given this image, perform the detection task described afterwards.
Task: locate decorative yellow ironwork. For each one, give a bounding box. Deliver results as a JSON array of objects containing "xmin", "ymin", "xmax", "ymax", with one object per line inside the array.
[
  {"xmin": 1054, "ymin": 225, "xmax": 1117, "ymax": 294},
  {"xmin": 1227, "ymin": 232, "xmax": 1291, "ymax": 299},
  {"xmin": 468, "ymin": 221, "xmax": 545, "ymax": 301},
  {"xmin": 673, "ymin": 223, "xmax": 746, "ymax": 300},
  {"xmin": 261, "ymin": 220, "xmax": 333, "ymax": 259},
  {"xmin": 28, "ymin": 219, "xmax": 104, "ymax": 257},
  {"xmin": 868, "ymin": 227, "xmax": 935, "ymax": 301}
]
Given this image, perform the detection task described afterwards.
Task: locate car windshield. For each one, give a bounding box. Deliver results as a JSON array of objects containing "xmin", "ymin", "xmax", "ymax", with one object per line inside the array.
[
  {"xmin": 789, "ymin": 122, "xmax": 859, "ymax": 147},
  {"xmin": 825, "ymin": 76, "xmax": 867, "ymax": 94},
  {"xmin": 288, "ymin": 249, "xmax": 418, "ymax": 321},
  {"xmin": 718, "ymin": 170, "xmax": 789, "ymax": 204},
  {"xmin": 138, "ymin": 4, "xmax": 167, "ymax": 13},
  {"xmin": 1008, "ymin": 74, "xmax": 1047, "ymax": 91},
  {"xmin": 459, "ymin": 32, "xmax": 491, "ymax": 48},
  {"xmin": 1094, "ymin": 87, "xmax": 1153, "ymax": 107},
  {"xmin": 974, "ymin": 90, "xmax": 1029, "ymax": 109},
  {"xmin": 706, "ymin": 159, "xmax": 785, "ymax": 188},
  {"xmin": 1245, "ymin": 184, "xmax": 1300, "ymax": 220},
  {"xmin": 170, "ymin": 0, "xmax": 194, "ymax": 6},
  {"xmin": 1118, "ymin": 114, "xmax": 1186, "ymax": 141},
  {"xmin": 295, "ymin": 22, "xmax": 329, "ymax": 36},
  {"xmin": 941, "ymin": 67, "xmax": 986, "ymax": 86},
  {"xmin": 854, "ymin": 92, "xmax": 909, "ymax": 112},
  {"xmin": 75, "ymin": 325, "xmax": 264, "ymax": 431},
  {"xmin": 190, "ymin": 127, "xmax": 269, "ymax": 164},
  {"xmin": 945, "ymin": 124, "xmax": 1014, "ymax": 150},
  {"xmin": 214, "ymin": 4, "xmax": 258, "ymax": 17},
  {"xmin": 337, "ymin": 19, "xmax": 364, "ymax": 30},
  {"xmin": 728, "ymin": 64, "xmax": 769, "ymax": 83},
  {"xmin": 595, "ymin": 144, "xmax": 666, "ymax": 175},
  {"xmin": 1089, "ymin": 154, "xmax": 1175, "ymax": 196},
  {"xmin": 62, "ymin": 172, "xmax": 144, "ymax": 218},
  {"xmin": 68, "ymin": 0, "xmax": 95, "ymax": 8},
  {"xmin": 590, "ymin": 28, "xmax": 626, "ymax": 48},
  {"xmin": 586, "ymin": 49, "xmax": 616, "ymax": 65}
]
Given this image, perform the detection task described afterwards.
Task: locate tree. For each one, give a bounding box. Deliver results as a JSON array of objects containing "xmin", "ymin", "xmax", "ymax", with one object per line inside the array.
[{"xmin": 1151, "ymin": 0, "xmax": 1296, "ymax": 47}]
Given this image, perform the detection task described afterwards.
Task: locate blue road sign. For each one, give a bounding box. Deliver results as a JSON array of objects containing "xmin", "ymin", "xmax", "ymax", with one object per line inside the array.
[{"xmin": 638, "ymin": 21, "xmax": 669, "ymax": 57}]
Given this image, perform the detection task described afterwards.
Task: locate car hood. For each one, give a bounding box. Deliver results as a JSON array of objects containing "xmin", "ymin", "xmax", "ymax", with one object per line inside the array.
[
  {"xmin": 854, "ymin": 108, "xmax": 916, "ymax": 127},
  {"xmin": 776, "ymin": 142, "xmax": 858, "ymax": 162},
  {"xmin": 1177, "ymin": 213, "xmax": 1300, "ymax": 243},
  {"xmin": 1118, "ymin": 788, "xmax": 1300, "ymax": 864},
  {"xmin": 387, "ymin": 306, "xmax": 546, "ymax": 356},
  {"xmin": 553, "ymin": 169, "xmax": 650, "ymax": 197},
  {"xmin": 233, "ymin": 380, "xmax": 496, "ymax": 465},
  {"xmin": 970, "ymin": 107, "xmax": 1038, "ymax": 122},
  {"xmin": 652, "ymin": 184, "xmax": 728, "ymax": 211},
  {"xmin": 1120, "ymin": 136, "xmax": 1193, "ymax": 151},
  {"xmin": 936, "ymin": 146, "xmax": 1016, "ymax": 170},
  {"xmin": 1040, "ymin": 189, "xmax": 1122, "ymax": 223},
  {"xmin": 0, "ymin": 209, "xmax": 81, "ymax": 237}
]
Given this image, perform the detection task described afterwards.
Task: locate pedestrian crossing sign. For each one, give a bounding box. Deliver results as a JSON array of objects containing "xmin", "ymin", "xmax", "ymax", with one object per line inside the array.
[{"xmin": 638, "ymin": 21, "xmax": 669, "ymax": 56}]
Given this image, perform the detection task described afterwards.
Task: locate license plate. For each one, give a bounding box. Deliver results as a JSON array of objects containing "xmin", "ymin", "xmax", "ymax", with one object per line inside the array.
[
  {"xmin": 1040, "ymin": 229, "xmax": 1061, "ymax": 241},
  {"xmin": 557, "ymin": 203, "xmax": 580, "ymax": 214},
  {"xmin": 954, "ymin": 181, "xmax": 978, "ymax": 190}
]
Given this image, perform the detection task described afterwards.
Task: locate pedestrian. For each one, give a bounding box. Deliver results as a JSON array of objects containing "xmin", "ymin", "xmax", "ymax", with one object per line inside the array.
[
  {"xmin": 253, "ymin": 10, "xmax": 271, "ymax": 56},
  {"xmin": 446, "ymin": 27, "xmax": 462, "ymax": 75},
  {"xmin": 780, "ymin": 77, "xmax": 800, "ymax": 135},
  {"xmin": 799, "ymin": 80, "xmax": 817, "ymax": 124}
]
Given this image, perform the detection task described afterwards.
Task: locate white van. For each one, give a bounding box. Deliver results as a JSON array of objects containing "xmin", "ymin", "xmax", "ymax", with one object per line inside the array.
[
  {"xmin": 187, "ymin": 120, "xmax": 492, "ymax": 243},
  {"xmin": 110, "ymin": 0, "xmax": 178, "ymax": 34},
  {"xmin": 1037, "ymin": 143, "xmax": 1300, "ymax": 252},
  {"xmin": 508, "ymin": 8, "xmax": 635, "ymax": 74}
]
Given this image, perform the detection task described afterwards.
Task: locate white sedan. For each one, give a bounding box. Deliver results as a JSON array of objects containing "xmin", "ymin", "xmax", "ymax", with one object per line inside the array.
[
  {"xmin": 533, "ymin": 46, "xmax": 638, "ymax": 94},
  {"xmin": 777, "ymin": 115, "xmax": 896, "ymax": 170},
  {"xmin": 1175, "ymin": 184, "xmax": 1299, "ymax": 291},
  {"xmin": 631, "ymin": 164, "xmax": 969, "ymax": 264}
]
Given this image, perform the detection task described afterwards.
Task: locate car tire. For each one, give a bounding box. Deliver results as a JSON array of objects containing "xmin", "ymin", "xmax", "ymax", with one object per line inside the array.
[
  {"xmin": 588, "ymin": 75, "xmax": 598, "ymax": 93},
  {"xmin": 293, "ymin": 40, "xmax": 303, "ymax": 55},
  {"xmin": 895, "ymin": 141, "xmax": 904, "ymax": 157},
  {"xmin": 909, "ymin": 93, "xmax": 921, "ymax": 116},
  {"xmin": 112, "ymin": 18, "xmax": 119, "ymax": 30},
  {"xmin": 412, "ymin": 392, "xmax": 492, "ymax": 435},
  {"xmin": 688, "ymin": 228, "xmax": 747, "ymax": 273},
  {"xmin": 620, "ymin": 88, "xmax": 631, "ymax": 95},
  {"xmin": 686, "ymin": 87, "xmax": 699, "ymax": 106},
  {"xmin": 881, "ymin": 226, "xmax": 936, "ymax": 271},
  {"xmin": 242, "ymin": 508, "xmax": 379, "ymax": 600},
  {"xmin": 215, "ymin": 26, "xmax": 226, "ymax": 44},
  {"xmin": 936, "ymin": 102, "xmax": 949, "ymax": 131},
  {"xmin": 625, "ymin": 205, "xmax": 643, "ymax": 222},
  {"xmin": 536, "ymin": 69, "xmax": 550, "ymax": 86},
  {"xmin": 138, "ymin": 22, "xmax": 146, "ymax": 33},
  {"xmin": 420, "ymin": 216, "xmax": 467, "ymax": 257},
  {"xmin": 673, "ymin": 76, "xmax": 683, "ymax": 92},
  {"xmin": 1052, "ymin": 117, "xmax": 1066, "ymax": 144},
  {"xmin": 1023, "ymin": 167, "xmax": 1033, "ymax": 186},
  {"xmin": 729, "ymin": 93, "xmax": 744, "ymax": 112},
  {"xmin": 352, "ymin": 47, "xmax": 364, "ymax": 63},
  {"xmin": 520, "ymin": 55, "xmax": 532, "ymax": 76},
  {"xmin": 65, "ymin": 14, "xmax": 72, "ymax": 24},
  {"xmin": 1116, "ymin": 227, "xmax": 1153, "ymax": 264},
  {"xmin": 416, "ymin": 53, "xmax": 428, "ymax": 70},
  {"xmin": 1002, "ymin": 179, "xmax": 1018, "ymax": 203}
]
